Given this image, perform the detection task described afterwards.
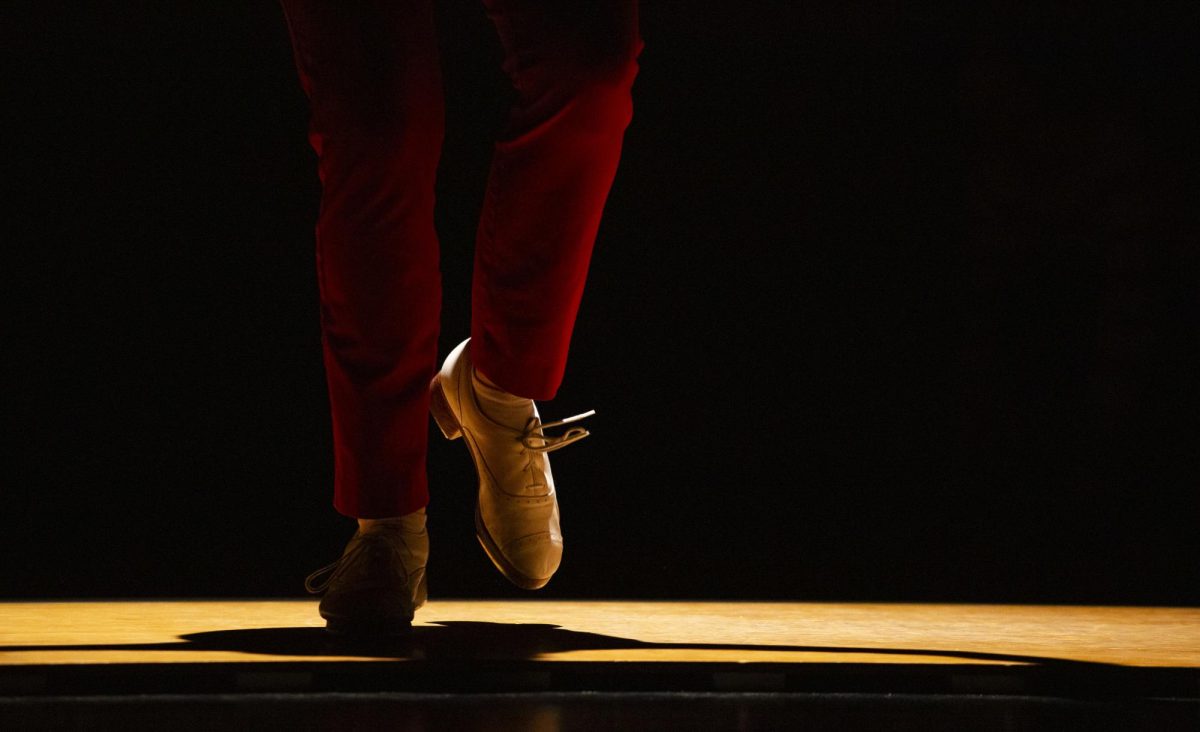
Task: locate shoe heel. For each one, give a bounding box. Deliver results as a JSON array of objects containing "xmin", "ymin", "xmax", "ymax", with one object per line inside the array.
[{"xmin": 429, "ymin": 374, "xmax": 462, "ymax": 440}]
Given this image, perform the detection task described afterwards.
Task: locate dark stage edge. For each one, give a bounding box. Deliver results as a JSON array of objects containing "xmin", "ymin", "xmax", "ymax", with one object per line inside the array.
[{"xmin": 2, "ymin": 691, "xmax": 1197, "ymax": 731}]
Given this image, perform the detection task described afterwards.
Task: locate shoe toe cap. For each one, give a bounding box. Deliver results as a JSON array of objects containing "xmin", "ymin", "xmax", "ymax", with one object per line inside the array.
[{"xmin": 502, "ymin": 533, "xmax": 563, "ymax": 586}]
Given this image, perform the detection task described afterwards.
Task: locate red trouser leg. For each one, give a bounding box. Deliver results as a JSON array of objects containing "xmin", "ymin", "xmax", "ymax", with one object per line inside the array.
[
  {"xmin": 278, "ymin": 0, "xmax": 643, "ymax": 517},
  {"xmin": 471, "ymin": 1, "xmax": 645, "ymax": 400},
  {"xmin": 279, "ymin": 0, "xmax": 444, "ymax": 519}
]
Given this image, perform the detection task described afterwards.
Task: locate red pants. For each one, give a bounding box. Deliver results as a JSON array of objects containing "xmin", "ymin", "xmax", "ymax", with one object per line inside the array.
[{"xmin": 278, "ymin": 0, "xmax": 643, "ymax": 518}]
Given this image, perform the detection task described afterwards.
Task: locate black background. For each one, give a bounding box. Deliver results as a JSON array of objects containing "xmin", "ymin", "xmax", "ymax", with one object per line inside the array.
[{"xmin": 4, "ymin": 2, "xmax": 1197, "ymax": 604}]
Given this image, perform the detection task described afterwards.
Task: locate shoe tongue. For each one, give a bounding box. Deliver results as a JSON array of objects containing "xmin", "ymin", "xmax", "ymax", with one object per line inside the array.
[{"xmin": 471, "ymin": 369, "xmax": 538, "ymax": 430}]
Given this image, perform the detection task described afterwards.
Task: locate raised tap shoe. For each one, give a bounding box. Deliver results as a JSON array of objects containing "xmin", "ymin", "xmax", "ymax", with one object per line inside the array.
[{"xmin": 428, "ymin": 338, "xmax": 593, "ymax": 590}]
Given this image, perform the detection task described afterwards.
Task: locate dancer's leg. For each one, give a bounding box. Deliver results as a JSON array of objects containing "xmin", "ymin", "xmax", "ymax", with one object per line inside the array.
[
  {"xmin": 471, "ymin": 0, "xmax": 645, "ymax": 399},
  {"xmin": 278, "ymin": 0, "xmax": 444, "ymax": 518}
]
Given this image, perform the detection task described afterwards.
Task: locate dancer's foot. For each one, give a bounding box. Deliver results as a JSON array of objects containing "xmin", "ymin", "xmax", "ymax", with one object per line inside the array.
[
  {"xmin": 429, "ymin": 338, "xmax": 593, "ymax": 589},
  {"xmin": 304, "ymin": 508, "xmax": 428, "ymax": 635}
]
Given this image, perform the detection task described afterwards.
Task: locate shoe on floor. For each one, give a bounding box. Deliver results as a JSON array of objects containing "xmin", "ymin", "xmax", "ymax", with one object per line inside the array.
[
  {"xmin": 429, "ymin": 337, "xmax": 593, "ymax": 590},
  {"xmin": 304, "ymin": 521, "xmax": 428, "ymax": 635}
]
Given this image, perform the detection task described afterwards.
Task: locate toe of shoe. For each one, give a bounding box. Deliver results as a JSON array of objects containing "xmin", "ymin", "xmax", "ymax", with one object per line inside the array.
[{"xmin": 502, "ymin": 533, "xmax": 563, "ymax": 588}]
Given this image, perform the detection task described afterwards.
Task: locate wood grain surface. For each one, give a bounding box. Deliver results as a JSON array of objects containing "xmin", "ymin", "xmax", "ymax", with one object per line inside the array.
[{"xmin": 1, "ymin": 601, "xmax": 1197, "ymax": 667}]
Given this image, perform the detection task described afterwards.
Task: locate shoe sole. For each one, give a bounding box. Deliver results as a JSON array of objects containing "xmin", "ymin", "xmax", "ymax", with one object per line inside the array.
[
  {"xmin": 430, "ymin": 374, "xmax": 553, "ymax": 591},
  {"xmin": 317, "ymin": 571, "xmax": 427, "ymax": 637}
]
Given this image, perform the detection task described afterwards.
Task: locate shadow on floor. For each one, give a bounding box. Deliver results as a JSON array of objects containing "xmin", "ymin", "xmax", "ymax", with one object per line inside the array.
[{"xmin": 1, "ymin": 620, "xmax": 1115, "ymax": 668}]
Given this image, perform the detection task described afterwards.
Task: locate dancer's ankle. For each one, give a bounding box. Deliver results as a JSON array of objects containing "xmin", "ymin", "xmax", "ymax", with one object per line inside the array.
[{"xmin": 358, "ymin": 506, "xmax": 426, "ymax": 534}]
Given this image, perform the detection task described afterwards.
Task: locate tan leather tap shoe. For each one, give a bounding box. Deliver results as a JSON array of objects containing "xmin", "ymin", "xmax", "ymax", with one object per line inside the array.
[
  {"xmin": 429, "ymin": 338, "xmax": 593, "ymax": 590},
  {"xmin": 304, "ymin": 521, "xmax": 428, "ymax": 635}
]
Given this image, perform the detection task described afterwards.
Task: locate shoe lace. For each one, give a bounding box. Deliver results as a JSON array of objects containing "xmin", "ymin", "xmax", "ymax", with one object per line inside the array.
[
  {"xmin": 304, "ymin": 559, "xmax": 341, "ymax": 594},
  {"xmin": 303, "ymin": 531, "xmax": 415, "ymax": 595},
  {"xmin": 519, "ymin": 409, "xmax": 596, "ymax": 453},
  {"xmin": 516, "ymin": 409, "xmax": 595, "ymax": 492}
]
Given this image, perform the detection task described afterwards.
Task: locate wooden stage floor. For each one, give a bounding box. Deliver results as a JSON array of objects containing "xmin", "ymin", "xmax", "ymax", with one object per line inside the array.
[{"xmin": 2, "ymin": 600, "xmax": 1198, "ymax": 729}]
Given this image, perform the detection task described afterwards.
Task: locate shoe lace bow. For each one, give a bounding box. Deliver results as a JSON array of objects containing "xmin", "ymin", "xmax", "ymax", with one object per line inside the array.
[
  {"xmin": 519, "ymin": 409, "xmax": 595, "ymax": 452},
  {"xmin": 304, "ymin": 559, "xmax": 341, "ymax": 594},
  {"xmin": 303, "ymin": 531, "xmax": 414, "ymax": 595}
]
